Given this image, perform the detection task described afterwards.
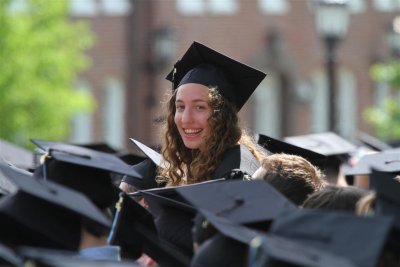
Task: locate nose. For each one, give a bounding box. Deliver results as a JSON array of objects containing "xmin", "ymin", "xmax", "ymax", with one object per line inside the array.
[{"xmin": 181, "ymin": 108, "xmax": 193, "ymax": 124}]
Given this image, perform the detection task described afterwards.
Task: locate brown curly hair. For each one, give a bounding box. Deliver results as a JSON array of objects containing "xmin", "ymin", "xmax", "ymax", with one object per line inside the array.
[
  {"xmin": 255, "ymin": 153, "xmax": 326, "ymax": 205},
  {"xmin": 158, "ymin": 86, "xmax": 264, "ymax": 186}
]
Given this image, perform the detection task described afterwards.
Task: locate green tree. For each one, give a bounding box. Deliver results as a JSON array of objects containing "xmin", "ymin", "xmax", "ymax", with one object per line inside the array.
[
  {"xmin": 364, "ymin": 60, "xmax": 400, "ymax": 141},
  {"xmin": 0, "ymin": 0, "xmax": 95, "ymax": 148}
]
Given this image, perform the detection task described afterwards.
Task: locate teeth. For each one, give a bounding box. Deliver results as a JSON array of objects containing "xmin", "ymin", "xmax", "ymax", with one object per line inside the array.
[{"xmin": 184, "ymin": 129, "xmax": 201, "ymax": 134}]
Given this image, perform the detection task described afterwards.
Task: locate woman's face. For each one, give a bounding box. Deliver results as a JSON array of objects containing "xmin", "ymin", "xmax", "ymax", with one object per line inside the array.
[{"xmin": 174, "ymin": 83, "xmax": 212, "ymax": 150}]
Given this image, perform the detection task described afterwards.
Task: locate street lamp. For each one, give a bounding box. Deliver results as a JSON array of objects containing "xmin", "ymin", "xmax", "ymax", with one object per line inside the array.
[
  {"xmin": 387, "ymin": 16, "xmax": 400, "ymax": 57},
  {"xmin": 313, "ymin": 0, "xmax": 350, "ymax": 132}
]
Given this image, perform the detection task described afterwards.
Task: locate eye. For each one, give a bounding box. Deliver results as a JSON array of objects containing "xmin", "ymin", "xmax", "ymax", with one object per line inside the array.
[
  {"xmin": 175, "ymin": 104, "xmax": 184, "ymax": 111},
  {"xmin": 195, "ymin": 105, "xmax": 206, "ymax": 110}
]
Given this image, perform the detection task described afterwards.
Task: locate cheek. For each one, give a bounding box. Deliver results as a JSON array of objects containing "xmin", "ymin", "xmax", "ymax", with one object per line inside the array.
[{"xmin": 174, "ymin": 113, "xmax": 180, "ymax": 125}]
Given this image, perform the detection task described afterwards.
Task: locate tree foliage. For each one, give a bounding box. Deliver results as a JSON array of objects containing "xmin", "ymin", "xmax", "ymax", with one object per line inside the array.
[
  {"xmin": 0, "ymin": 0, "xmax": 95, "ymax": 148},
  {"xmin": 364, "ymin": 60, "xmax": 400, "ymax": 141}
]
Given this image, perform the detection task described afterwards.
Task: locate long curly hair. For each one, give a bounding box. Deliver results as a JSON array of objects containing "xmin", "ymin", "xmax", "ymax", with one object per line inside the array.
[{"xmin": 158, "ymin": 86, "xmax": 264, "ymax": 186}]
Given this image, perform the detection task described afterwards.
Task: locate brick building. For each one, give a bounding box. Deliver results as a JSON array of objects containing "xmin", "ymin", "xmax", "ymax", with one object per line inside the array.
[{"xmin": 69, "ymin": 0, "xmax": 400, "ymax": 150}]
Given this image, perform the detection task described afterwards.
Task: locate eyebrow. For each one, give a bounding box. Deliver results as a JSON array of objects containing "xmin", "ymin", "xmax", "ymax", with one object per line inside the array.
[{"xmin": 175, "ymin": 99, "xmax": 208, "ymax": 103}]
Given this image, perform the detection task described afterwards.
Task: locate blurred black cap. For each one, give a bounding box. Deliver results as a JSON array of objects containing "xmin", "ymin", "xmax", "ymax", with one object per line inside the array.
[
  {"xmin": 284, "ymin": 132, "xmax": 356, "ymax": 164},
  {"xmin": 108, "ymin": 193, "xmax": 191, "ymax": 267},
  {"xmin": 0, "ymin": 242, "xmax": 22, "ymax": 267},
  {"xmin": 175, "ymin": 180, "xmax": 297, "ymax": 225},
  {"xmin": 346, "ymin": 151, "xmax": 400, "ymax": 177},
  {"xmin": 0, "ymin": 162, "xmax": 111, "ymax": 250},
  {"xmin": 165, "ymin": 41, "xmax": 266, "ymax": 111},
  {"xmin": 257, "ymin": 133, "xmax": 327, "ymax": 170},
  {"xmin": 19, "ymin": 246, "xmax": 141, "ymax": 267},
  {"xmin": 357, "ymin": 132, "xmax": 393, "ymax": 152},
  {"xmin": 370, "ymin": 168, "xmax": 400, "ymax": 230},
  {"xmin": 269, "ymin": 209, "xmax": 393, "ymax": 267},
  {"xmin": 249, "ymin": 235, "xmax": 356, "ymax": 267},
  {"xmin": 121, "ymin": 159, "xmax": 160, "ymax": 191},
  {"xmin": 32, "ymin": 140, "xmax": 142, "ymax": 209}
]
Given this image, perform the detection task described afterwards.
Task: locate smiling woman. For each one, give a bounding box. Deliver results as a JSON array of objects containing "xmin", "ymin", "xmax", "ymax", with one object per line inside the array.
[{"xmin": 157, "ymin": 41, "xmax": 267, "ymax": 186}]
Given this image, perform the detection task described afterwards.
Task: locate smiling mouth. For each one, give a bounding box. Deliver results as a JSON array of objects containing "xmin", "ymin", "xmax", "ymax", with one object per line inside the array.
[{"xmin": 183, "ymin": 129, "xmax": 202, "ymax": 136}]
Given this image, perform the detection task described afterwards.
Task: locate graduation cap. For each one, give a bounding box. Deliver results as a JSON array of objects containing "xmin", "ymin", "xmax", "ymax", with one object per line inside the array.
[
  {"xmin": 166, "ymin": 41, "xmax": 266, "ymax": 111},
  {"xmin": 32, "ymin": 140, "xmax": 142, "ymax": 209},
  {"xmin": 0, "ymin": 242, "xmax": 23, "ymax": 267},
  {"xmin": 357, "ymin": 132, "xmax": 393, "ymax": 152},
  {"xmin": 345, "ymin": 150, "xmax": 400, "ymax": 177},
  {"xmin": 284, "ymin": 132, "xmax": 356, "ymax": 160},
  {"xmin": 108, "ymin": 193, "xmax": 191, "ymax": 267},
  {"xmin": 284, "ymin": 132, "xmax": 356, "ymax": 181},
  {"xmin": 269, "ymin": 209, "xmax": 394, "ymax": 267},
  {"xmin": 0, "ymin": 162, "xmax": 111, "ymax": 250},
  {"xmin": 120, "ymin": 138, "xmax": 166, "ymax": 191},
  {"xmin": 249, "ymin": 235, "xmax": 356, "ymax": 267},
  {"xmin": 18, "ymin": 247, "xmax": 141, "ymax": 267},
  {"xmin": 175, "ymin": 179, "xmax": 297, "ymax": 225},
  {"xmin": 369, "ymin": 168, "xmax": 400, "ymax": 230},
  {"xmin": 192, "ymin": 209, "xmax": 356, "ymax": 267},
  {"xmin": 31, "ymin": 139, "xmax": 141, "ymax": 178},
  {"xmin": 256, "ymin": 133, "xmax": 327, "ymax": 170}
]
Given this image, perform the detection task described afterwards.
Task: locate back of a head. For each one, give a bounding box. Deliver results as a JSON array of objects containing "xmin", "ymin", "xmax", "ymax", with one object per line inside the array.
[
  {"xmin": 254, "ymin": 154, "xmax": 326, "ymax": 206},
  {"xmin": 34, "ymin": 158, "xmax": 115, "ymax": 210},
  {"xmin": 302, "ymin": 185, "xmax": 370, "ymax": 213},
  {"xmin": 190, "ymin": 233, "xmax": 247, "ymax": 267}
]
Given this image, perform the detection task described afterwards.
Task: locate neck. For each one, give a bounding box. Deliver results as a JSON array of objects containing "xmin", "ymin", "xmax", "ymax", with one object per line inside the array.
[{"xmin": 79, "ymin": 229, "xmax": 108, "ymax": 249}]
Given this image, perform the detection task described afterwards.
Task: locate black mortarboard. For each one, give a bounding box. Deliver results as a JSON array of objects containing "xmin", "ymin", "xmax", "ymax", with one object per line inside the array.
[
  {"xmin": 116, "ymin": 152, "xmax": 146, "ymax": 165},
  {"xmin": 369, "ymin": 168, "xmax": 400, "ymax": 230},
  {"xmin": 193, "ymin": 210, "xmax": 356, "ymax": 267},
  {"xmin": 269, "ymin": 209, "xmax": 393, "ymax": 267},
  {"xmin": 176, "ymin": 180, "xmax": 297, "ymax": 225},
  {"xmin": 257, "ymin": 133, "xmax": 327, "ymax": 170},
  {"xmin": 31, "ymin": 139, "xmax": 141, "ymax": 178},
  {"xmin": 284, "ymin": 132, "xmax": 356, "ymax": 160},
  {"xmin": 357, "ymin": 132, "xmax": 393, "ymax": 152},
  {"xmin": 132, "ymin": 179, "xmax": 225, "ymax": 258},
  {"xmin": 19, "ymin": 247, "xmax": 141, "ymax": 267},
  {"xmin": 74, "ymin": 142, "xmax": 118, "ymax": 154},
  {"xmin": 165, "ymin": 41, "xmax": 266, "ymax": 111},
  {"xmin": 108, "ymin": 193, "xmax": 191, "ymax": 267},
  {"xmin": 121, "ymin": 159, "xmax": 160, "ymax": 191},
  {"xmin": 32, "ymin": 139, "xmax": 142, "ymax": 209},
  {"xmin": 0, "ymin": 242, "xmax": 22, "ymax": 267},
  {"xmin": 346, "ymin": 150, "xmax": 400, "ymax": 177},
  {"xmin": 249, "ymin": 235, "xmax": 356, "ymax": 267},
  {"xmin": 0, "ymin": 162, "xmax": 111, "ymax": 250},
  {"xmin": 285, "ymin": 132, "xmax": 356, "ymax": 181}
]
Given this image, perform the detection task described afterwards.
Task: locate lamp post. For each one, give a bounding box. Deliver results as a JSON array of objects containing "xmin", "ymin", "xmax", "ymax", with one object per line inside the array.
[
  {"xmin": 313, "ymin": 0, "xmax": 350, "ymax": 132},
  {"xmin": 146, "ymin": 26, "xmax": 177, "ymax": 107}
]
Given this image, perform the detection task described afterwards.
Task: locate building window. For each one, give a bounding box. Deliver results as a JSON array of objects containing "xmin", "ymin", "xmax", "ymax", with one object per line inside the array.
[
  {"xmin": 310, "ymin": 71, "xmax": 329, "ymax": 132},
  {"xmin": 337, "ymin": 69, "xmax": 357, "ymax": 140},
  {"xmin": 252, "ymin": 74, "xmax": 281, "ymax": 138},
  {"xmin": 373, "ymin": 0, "xmax": 400, "ymax": 11},
  {"xmin": 102, "ymin": 78, "xmax": 126, "ymax": 150},
  {"xmin": 69, "ymin": 0, "xmax": 98, "ymax": 17},
  {"xmin": 258, "ymin": 0, "xmax": 289, "ymax": 15},
  {"xmin": 348, "ymin": 0, "xmax": 366, "ymax": 13},
  {"xmin": 70, "ymin": 81, "xmax": 93, "ymax": 144},
  {"xmin": 176, "ymin": 0, "xmax": 238, "ymax": 15},
  {"xmin": 99, "ymin": 0, "xmax": 132, "ymax": 16}
]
